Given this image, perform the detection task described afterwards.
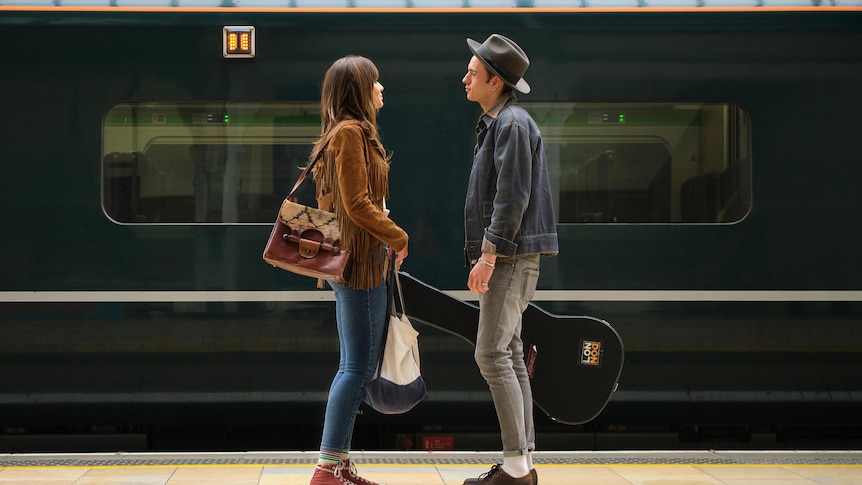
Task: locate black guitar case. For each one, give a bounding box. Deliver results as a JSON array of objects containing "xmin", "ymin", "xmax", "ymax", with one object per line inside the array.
[{"xmin": 397, "ymin": 271, "xmax": 624, "ymax": 426}]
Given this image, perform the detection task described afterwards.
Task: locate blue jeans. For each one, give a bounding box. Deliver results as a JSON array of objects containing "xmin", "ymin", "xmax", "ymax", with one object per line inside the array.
[
  {"xmin": 475, "ymin": 254, "xmax": 541, "ymax": 457},
  {"xmin": 320, "ymin": 280, "xmax": 387, "ymax": 453}
]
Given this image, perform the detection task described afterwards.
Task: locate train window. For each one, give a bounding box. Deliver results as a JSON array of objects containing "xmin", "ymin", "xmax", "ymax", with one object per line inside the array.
[
  {"xmin": 523, "ymin": 102, "xmax": 752, "ymax": 223},
  {"xmin": 102, "ymin": 102, "xmax": 319, "ymax": 224}
]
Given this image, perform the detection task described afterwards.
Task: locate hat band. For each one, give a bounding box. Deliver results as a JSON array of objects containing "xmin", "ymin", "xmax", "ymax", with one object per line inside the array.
[{"xmin": 477, "ymin": 47, "xmax": 520, "ymax": 87}]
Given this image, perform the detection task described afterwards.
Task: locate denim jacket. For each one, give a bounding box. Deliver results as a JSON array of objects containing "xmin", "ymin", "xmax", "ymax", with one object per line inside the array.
[{"xmin": 464, "ymin": 95, "xmax": 559, "ymax": 264}]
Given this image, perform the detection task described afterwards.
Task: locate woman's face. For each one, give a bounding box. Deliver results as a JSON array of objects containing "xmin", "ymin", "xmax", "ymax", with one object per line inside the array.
[{"xmin": 373, "ymin": 80, "xmax": 384, "ymax": 109}]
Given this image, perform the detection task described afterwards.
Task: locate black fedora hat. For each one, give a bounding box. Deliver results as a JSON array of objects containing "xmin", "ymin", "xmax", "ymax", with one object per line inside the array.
[{"xmin": 467, "ymin": 34, "xmax": 531, "ymax": 94}]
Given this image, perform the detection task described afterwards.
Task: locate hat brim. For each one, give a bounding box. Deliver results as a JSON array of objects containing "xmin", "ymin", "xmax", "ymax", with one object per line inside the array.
[{"xmin": 467, "ymin": 38, "xmax": 531, "ymax": 94}]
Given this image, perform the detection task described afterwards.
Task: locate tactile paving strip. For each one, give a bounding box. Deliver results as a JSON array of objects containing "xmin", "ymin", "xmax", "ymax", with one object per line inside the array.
[{"xmin": 1, "ymin": 453, "xmax": 862, "ymax": 467}]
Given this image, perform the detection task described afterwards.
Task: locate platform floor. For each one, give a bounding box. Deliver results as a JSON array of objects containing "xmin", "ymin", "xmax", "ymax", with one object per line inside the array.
[{"xmin": 1, "ymin": 450, "xmax": 861, "ymax": 484}]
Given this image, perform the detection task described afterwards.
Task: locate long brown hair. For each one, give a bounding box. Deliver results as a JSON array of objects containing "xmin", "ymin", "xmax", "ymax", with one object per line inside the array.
[{"xmin": 310, "ymin": 55, "xmax": 387, "ymax": 162}]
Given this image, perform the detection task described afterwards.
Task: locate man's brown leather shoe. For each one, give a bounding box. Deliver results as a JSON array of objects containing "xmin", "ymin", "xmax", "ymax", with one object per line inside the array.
[{"xmin": 462, "ymin": 464, "xmax": 534, "ymax": 485}]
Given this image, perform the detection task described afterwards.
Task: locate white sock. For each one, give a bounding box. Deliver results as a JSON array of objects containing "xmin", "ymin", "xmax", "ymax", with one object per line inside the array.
[
  {"xmin": 526, "ymin": 450, "xmax": 534, "ymax": 470},
  {"xmin": 502, "ymin": 455, "xmax": 530, "ymax": 478},
  {"xmin": 317, "ymin": 450, "xmax": 340, "ymax": 467}
]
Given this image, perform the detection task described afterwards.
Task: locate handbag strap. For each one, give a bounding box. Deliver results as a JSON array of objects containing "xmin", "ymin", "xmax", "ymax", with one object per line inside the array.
[
  {"xmin": 286, "ymin": 153, "xmax": 321, "ymax": 200},
  {"xmin": 288, "ymin": 122, "xmax": 351, "ymax": 199}
]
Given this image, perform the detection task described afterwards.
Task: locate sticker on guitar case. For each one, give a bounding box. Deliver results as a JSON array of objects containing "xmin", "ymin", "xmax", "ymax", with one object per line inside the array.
[{"xmin": 579, "ymin": 339, "xmax": 603, "ymax": 367}]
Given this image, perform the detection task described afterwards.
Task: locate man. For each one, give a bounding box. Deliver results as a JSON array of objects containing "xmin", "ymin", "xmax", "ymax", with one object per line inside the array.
[{"xmin": 461, "ymin": 34, "xmax": 559, "ymax": 485}]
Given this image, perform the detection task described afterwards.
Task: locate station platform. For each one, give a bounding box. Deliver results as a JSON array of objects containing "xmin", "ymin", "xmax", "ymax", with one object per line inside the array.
[{"xmin": 1, "ymin": 450, "xmax": 861, "ymax": 484}]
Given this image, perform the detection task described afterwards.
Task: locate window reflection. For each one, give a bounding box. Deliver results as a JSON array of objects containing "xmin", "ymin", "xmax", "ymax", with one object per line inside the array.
[
  {"xmin": 102, "ymin": 102, "xmax": 318, "ymax": 224},
  {"xmin": 525, "ymin": 102, "xmax": 752, "ymax": 224}
]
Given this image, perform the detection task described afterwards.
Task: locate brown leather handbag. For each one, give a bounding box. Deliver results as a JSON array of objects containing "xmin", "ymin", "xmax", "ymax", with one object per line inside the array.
[{"xmin": 263, "ymin": 157, "xmax": 351, "ymax": 285}]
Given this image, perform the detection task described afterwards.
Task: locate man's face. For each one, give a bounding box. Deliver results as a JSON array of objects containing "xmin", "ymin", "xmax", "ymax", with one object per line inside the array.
[{"xmin": 463, "ymin": 56, "xmax": 496, "ymax": 109}]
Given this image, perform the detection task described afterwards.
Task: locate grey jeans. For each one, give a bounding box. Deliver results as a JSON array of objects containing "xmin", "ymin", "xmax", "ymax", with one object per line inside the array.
[{"xmin": 475, "ymin": 254, "xmax": 541, "ymax": 457}]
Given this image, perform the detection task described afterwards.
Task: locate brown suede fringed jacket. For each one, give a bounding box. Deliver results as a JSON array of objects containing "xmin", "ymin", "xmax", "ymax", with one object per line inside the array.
[{"xmin": 313, "ymin": 120, "xmax": 408, "ymax": 290}]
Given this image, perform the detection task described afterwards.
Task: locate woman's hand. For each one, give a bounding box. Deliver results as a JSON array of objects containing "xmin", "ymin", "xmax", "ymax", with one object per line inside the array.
[{"xmin": 395, "ymin": 244, "xmax": 408, "ymax": 269}]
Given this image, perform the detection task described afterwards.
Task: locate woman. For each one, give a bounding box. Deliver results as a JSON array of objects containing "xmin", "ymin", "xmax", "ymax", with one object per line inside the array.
[{"xmin": 308, "ymin": 56, "xmax": 409, "ymax": 485}]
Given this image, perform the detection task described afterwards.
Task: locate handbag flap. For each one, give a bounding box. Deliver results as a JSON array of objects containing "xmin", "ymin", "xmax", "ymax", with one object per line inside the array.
[{"xmin": 279, "ymin": 199, "xmax": 340, "ymax": 242}]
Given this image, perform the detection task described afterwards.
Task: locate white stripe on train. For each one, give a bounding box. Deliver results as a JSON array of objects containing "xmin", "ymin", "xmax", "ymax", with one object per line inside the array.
[{"xmin": 2, "ymin": 290, "xmax": 862, "ymax": 302}]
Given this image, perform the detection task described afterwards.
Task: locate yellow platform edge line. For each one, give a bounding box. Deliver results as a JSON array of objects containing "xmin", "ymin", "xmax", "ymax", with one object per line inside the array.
[{"xmin": 1, "ymin": 6, "xmax": 862, "ymax": 12}]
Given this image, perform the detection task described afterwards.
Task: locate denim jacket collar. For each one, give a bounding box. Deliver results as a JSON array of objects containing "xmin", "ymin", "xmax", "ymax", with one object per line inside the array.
[{"xmin": 478, "ymin": 93, "xmax": 517, "ymax": 130}]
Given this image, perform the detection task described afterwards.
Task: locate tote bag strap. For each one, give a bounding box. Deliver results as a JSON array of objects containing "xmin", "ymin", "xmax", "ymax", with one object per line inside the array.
[
  {"xmin": 394, "ymin": 269, "xmax": 406, "ymax": 317},
  {"xmin": 394, "ymin": 269, "xmax": 419, "ymax": 369},
  {"xmin": 372, "ymin": 251, "xmax": 399, "ymax": 378}
]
